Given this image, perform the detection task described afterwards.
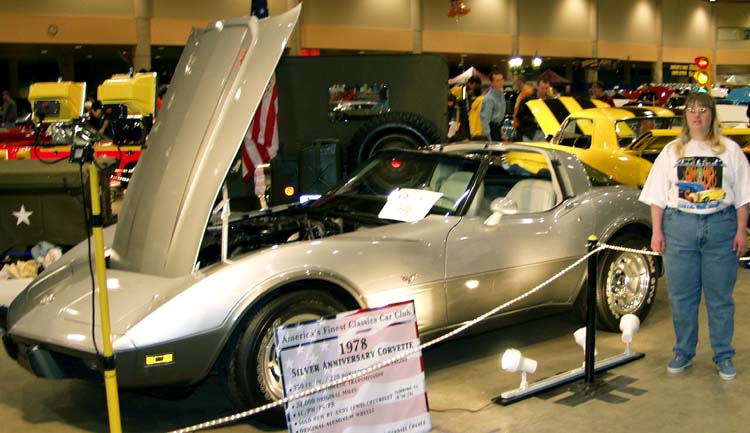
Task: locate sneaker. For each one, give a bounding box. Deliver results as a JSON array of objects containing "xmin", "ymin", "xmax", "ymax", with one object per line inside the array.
[
  {"xmin": 667, "ymin": 355, "xmax": 692, "ymax": 374},
  {"xmin": 717, "ymin": 359, "xmax": 736, "ymax": 380}
]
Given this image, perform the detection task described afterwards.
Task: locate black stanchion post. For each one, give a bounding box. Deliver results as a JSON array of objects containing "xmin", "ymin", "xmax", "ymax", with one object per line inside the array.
[
  {"xmin": 493, "ymin": 236, "xmax": 645, "ymax": 405},
  {"xmin": 585, "ymin": 235, "xmax": 598, "ymax": 384}
]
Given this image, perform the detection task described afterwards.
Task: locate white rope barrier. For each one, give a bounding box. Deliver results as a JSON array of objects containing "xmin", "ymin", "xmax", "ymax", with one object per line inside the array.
[
  {"xmin": 601, "ymin": 242, "xmax": 750, "ymax": 262},
  {"xmin": 167, "ymin": 242, "xmax": 748, "ymax": 432}
]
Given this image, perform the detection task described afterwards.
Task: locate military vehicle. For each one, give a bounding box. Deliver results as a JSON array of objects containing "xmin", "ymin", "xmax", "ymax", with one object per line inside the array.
[
  {"xmin": 0, "ymin": 74, "xmax": 156, "ymax": 254},
  {"xmin": 268, "ymin": 54, "xmax": 448, "ymax": 203}
]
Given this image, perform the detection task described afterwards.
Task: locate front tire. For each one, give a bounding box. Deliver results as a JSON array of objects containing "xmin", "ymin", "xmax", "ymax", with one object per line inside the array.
[{"xmin": 225, "ymin": 290, "xmax": 346, "ymax": 426}]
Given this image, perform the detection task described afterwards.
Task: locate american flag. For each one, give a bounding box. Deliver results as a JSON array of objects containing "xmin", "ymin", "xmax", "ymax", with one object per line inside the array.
[{"xmin": 242, "ymin": 0, "xmax": 279, "ymax": 182}]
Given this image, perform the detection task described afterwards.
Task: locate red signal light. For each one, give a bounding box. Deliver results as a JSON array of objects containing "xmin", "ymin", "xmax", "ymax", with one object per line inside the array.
[
  {"xmin": 390, "ymin": 159, "xmax": 403, "ymax": 169},
  {"xmin": 694, "ymin": 56, "xmax": 709, "ymax": 69}
]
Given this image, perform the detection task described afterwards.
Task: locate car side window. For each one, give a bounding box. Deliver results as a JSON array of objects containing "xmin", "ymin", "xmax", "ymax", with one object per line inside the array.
[
  {"xmin": 556, "ymin": 118, "xmax": 594, "ymax": 149},
  {"xmin": 475, "ymin": 153, "xmax": 557, "ymax": 217}
]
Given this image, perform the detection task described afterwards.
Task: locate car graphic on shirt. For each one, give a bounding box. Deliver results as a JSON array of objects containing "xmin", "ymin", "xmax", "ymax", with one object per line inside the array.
[
  {"xmin": 676, "ymin": 181, "xmax": 705, "ymax": 199},
  {"xmin": 688, "ymin": 188, "xmax": 726, "ymax": 204}
]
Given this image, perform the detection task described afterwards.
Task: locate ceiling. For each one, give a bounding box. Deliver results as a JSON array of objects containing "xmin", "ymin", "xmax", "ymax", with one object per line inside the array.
[{"xmin": 0, "ymin": 43, "xmax": 183, "ymax": 64}]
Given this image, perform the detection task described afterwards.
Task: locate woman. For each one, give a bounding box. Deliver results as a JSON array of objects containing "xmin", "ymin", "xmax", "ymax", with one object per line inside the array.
[{"xmin": 639, "ymin": 92, "xmax": 750, "ymax": 380}]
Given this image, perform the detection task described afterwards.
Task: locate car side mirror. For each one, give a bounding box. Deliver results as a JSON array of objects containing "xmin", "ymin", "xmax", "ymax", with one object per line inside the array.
[{"xmin": 483, "ymin": 197, "xmax": 518, "ymax": 226}]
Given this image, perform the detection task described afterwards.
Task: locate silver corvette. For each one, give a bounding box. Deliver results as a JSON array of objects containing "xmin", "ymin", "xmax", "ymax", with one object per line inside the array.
[{"xmin": 0, "ymin": 5, "xmax": 658, "ymax": 424}]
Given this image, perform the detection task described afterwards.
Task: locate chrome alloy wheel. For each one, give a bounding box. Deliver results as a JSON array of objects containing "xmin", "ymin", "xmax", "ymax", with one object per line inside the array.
[
  {"xmin": 604, "ymin": 251, "xmax": 651, "ymax": 317},
  {"xmin": 259, "ymin": 312, "xmax": 321, "ymax": 400}
]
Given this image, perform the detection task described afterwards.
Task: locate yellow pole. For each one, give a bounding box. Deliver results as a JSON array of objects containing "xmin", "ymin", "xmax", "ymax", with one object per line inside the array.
[{"xmin": 88, "ymin": 162, "xmax": 123, "ymax": 433}]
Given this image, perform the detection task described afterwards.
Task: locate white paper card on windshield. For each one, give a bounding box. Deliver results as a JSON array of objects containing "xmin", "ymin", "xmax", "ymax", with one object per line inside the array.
[{"xmin": 378, "ymin": 188, "xmax": 443, "ymax": 222}]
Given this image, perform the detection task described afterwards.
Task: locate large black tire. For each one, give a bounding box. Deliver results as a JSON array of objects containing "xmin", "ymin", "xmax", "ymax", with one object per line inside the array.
[
  {"xmin": 348, "ymin": 111, "xmax": 442, "ymax": 172},
  {"xmin": 225, "ymin": 290, "xmax": 347, "ymax": 426},
  {"xmin": 575, "ymin": 233, "xmax": 658, "ymax": 331}
]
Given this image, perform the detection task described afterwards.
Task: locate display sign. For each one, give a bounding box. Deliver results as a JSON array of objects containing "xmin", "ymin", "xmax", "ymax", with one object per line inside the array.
[
  {"xmin": 668, "ymin": 63, "xmax": 698, "ymax": 77},
  {"xmin": 275, "ymin": 301, "xmax": 430, "ymax": 433},
  {"xmin": 378, "ymin": 188, "xmax": 443, "ymax": 222}
]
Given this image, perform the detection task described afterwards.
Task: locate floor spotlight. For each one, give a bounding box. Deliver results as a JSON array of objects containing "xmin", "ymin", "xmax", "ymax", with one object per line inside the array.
[
  {"xmin": 573, "ymin": 327, "xmax": 597, "ymax": 356},
  {"xmin": 501, "ymin": 348, "xmax": 537, "ymax": 390},
  {"xmin": 619, "ymin": 313, "xmax": 640, "ymax": 355}
]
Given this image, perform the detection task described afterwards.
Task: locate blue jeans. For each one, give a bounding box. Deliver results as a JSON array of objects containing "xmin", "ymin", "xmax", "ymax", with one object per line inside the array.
[{"xmin": 662, "ymin": 207, "xmax": 738, "ymax": 363}]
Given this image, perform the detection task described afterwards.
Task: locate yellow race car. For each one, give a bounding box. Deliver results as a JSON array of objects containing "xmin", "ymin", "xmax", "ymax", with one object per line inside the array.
[{"xmin": 522, "ymin": 100, "xmax": 750, "ymax": 188}]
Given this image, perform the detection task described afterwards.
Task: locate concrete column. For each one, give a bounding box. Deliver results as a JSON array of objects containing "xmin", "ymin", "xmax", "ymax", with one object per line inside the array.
[
  {"xmin": 58, "ymin": 54, "xmax": 75, "ymax": 81},
  {"xmin": 653, "ymin": 0, "xmax": 663, "ymax": 83},
  {"xmin": 652, "ymin": 61, "xmax": 662, "ymax": 83},
  {"xmin": 590, "ymin": 0, "xmax": 598, "ymax": 60},
  {"xmin": 410, "ymin": 0, "xmax": 422, "ymax": 54},
  {"xmin": 510, "ymin": 0, "xmax": 519, "ymax": 56},
  {"xmin": 710, "ymin": 1, "xmax": 717, "ymax": 84},
  {"xmin": 8, "ymin": 60, "xmax": 19, "ymax": 94},
  {"xmin": 624, "ymin": 60, "xmax": 631, "ymax": 84},
  {"xmin": 133, "ymin": 0, "xmax": 152, "ymax": 72},
  {"xmin": 286, "ymin": 0, "xmax": 301, "ymax": 55},
  {"xmin": 586, "ymin": 69, "xmax": 598, "ymax": 84},
  {"xmin": 507, "ymin": 0, "xmax": 518, "ymax": 78}
]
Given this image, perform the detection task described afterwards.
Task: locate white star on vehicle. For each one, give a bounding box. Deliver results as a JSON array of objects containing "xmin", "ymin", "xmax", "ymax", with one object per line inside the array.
[{"xmin": 12, "ymin": 205, "xmax": 33, "ymax": 226}]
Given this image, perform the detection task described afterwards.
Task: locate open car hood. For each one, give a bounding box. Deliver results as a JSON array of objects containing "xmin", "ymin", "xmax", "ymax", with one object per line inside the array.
[
  {"xmin": 525, "ymin": 97, "xmax": 610, "ymax": 138},
  {"xmin": 111, "ymin": 6, "xmax": 300, "ymax": 277}
]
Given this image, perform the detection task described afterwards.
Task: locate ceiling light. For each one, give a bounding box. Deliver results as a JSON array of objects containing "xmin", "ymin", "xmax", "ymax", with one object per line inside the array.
[
  {"xmin": 509, "ymin": 56, "xmax": 523, "ymax": 68},
  {"xmin": 532, "ymin": 54, "xmax": 542, "ymax": 68}
]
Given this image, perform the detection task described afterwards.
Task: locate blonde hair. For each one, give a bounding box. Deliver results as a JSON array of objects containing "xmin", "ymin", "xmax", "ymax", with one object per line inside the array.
[{"xmin": 675, "ymin": 92, "xmax": 724, "ymax": 156}]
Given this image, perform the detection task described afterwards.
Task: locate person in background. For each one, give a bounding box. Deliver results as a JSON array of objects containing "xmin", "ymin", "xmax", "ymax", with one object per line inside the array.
[
  {"xmin": 639, "ymin": 92, "xmax": 750, "ymax": 381},
  {"xmin": 157, "ymin": 85, "xmax": 169, "ymax": 112},
  {"xmin": 512, "ymin": 75, "xmax": 533, "ymax": 129},
  {"xmin": 479, "ymin": 70, "xmax": 506, "ymax": 141},
  {"xmin": 2, "ymin": 90, "xmax": 18, "ymax": 125},
  {"xmin": 84, "ymin": 95, "xmax": 95, "ymax": 113},
  {"xmin": 592, "ymin": 81, "xmax": 613, "ymax": 105},
  {"xmin": 466, "ymin": 76, "xmax": 485, "ymax": 140},
  {"xmin": 86, "ymin": 100, "xmax": 111, "ymax": 137},
  {"xmin": 515, "ymin": 79, "xmax": 550, "ymax": 141}
]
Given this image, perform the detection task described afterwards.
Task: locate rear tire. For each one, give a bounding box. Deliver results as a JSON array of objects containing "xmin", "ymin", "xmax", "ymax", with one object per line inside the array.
[
  {"xmin": 575, "ymin": 233, "xmax": 658, "ymax": 331},
  {"xmin": 225, "ymin": 290, "xmax": 346, "ymax": 426}
]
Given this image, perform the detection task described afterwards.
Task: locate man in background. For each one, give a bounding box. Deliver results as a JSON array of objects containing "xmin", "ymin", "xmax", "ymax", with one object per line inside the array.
[
  {"xmin": 2, "ymin": 90, "xmax": 17, "ymax": 125},
  {"xmin": 480, "ymin": 70, "xmax": 506, "ymax": 141},
  {"xmin": 466, "ymin": 76, "xmax": 485, "ymax": 140},
  {"xmin": 515, "ymin": 79, "xmax": 550, "ymax": 141},
  {"xmin": 592, "ymin": 81, "xmax": 613, "ymax": 105},
  {"xmin": 513, "ymin": 75, "xmax": 533, "ymax": 129}
]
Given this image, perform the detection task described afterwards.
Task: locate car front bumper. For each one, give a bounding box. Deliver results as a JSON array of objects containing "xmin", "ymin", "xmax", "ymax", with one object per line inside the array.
[{"xmin": 2, "ymin": 326, "xmax": 227, "ymax": 389}]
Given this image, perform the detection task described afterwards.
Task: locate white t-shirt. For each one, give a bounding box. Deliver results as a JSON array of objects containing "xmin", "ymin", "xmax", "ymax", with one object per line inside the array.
[{"xmin": 639, "ymin": 136, "xmax": 750, "ymax": 214}]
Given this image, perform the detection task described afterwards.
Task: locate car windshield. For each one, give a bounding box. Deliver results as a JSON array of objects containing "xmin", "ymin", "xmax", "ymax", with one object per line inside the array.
[
  {"xmin": 615, "ymin": 117, "xmax": 676, "ymax": 147},
  {"xmin": 312, "ymin": 151, "xmax": 482, "ymax": 218}
]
